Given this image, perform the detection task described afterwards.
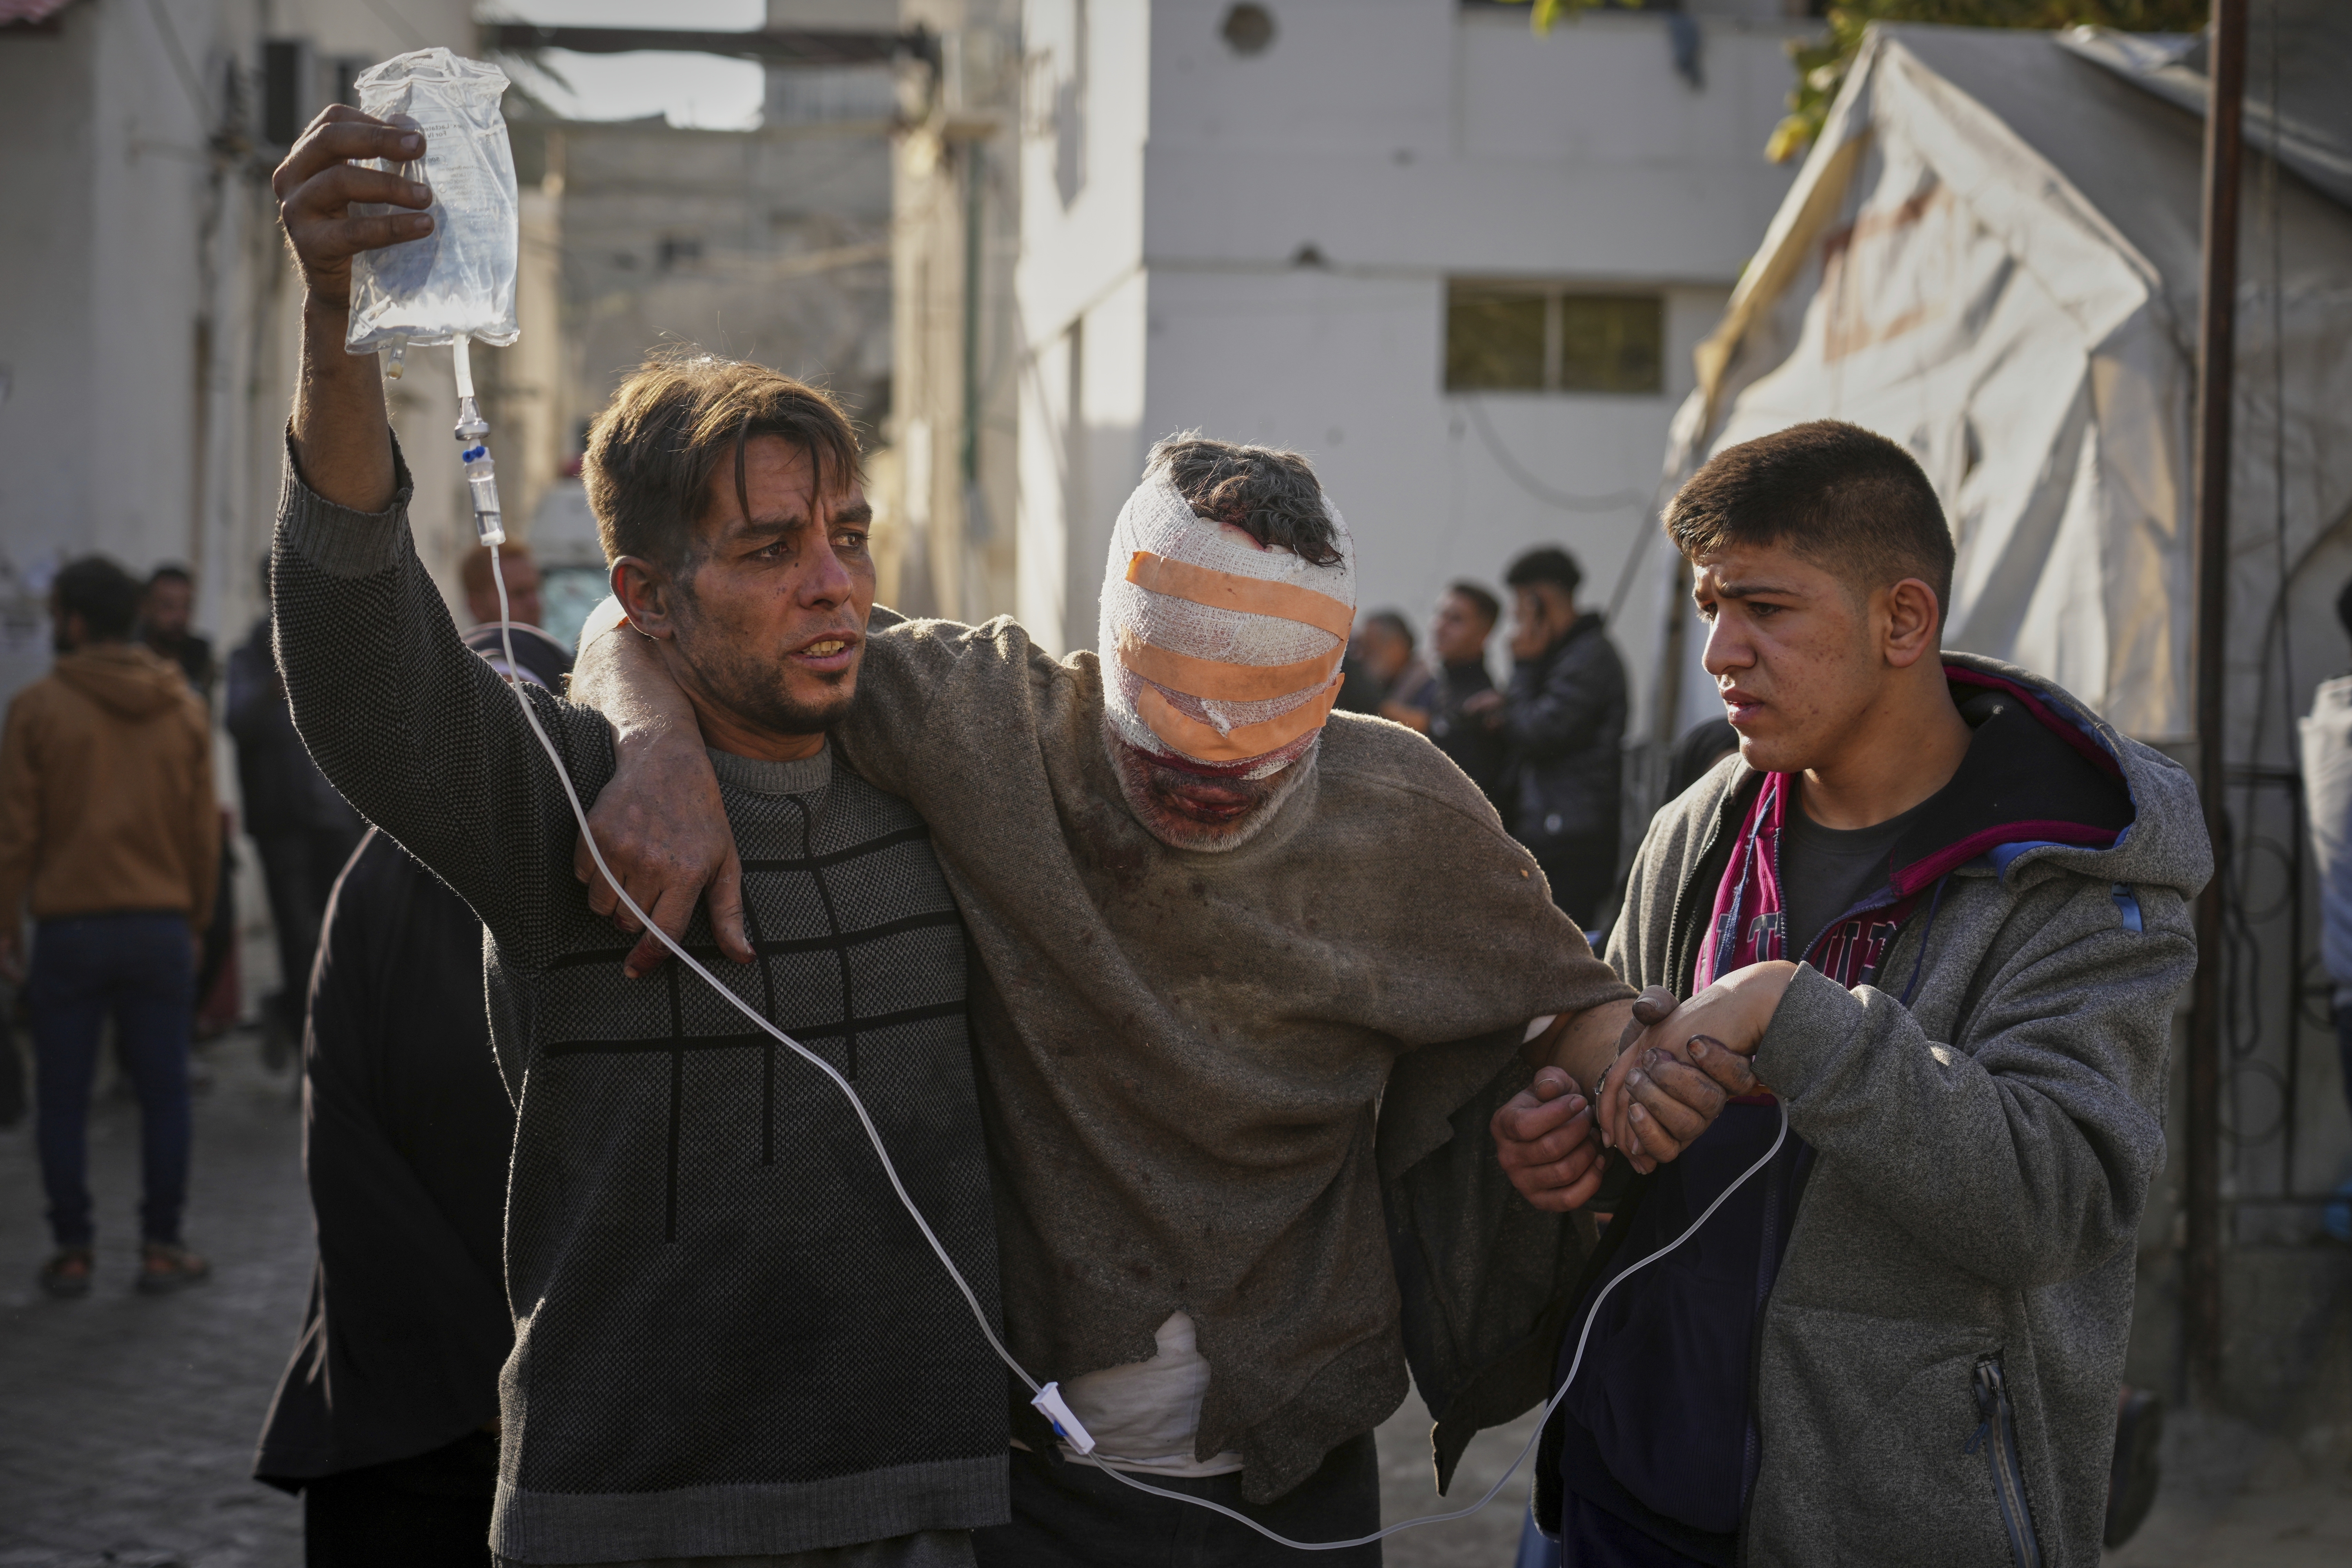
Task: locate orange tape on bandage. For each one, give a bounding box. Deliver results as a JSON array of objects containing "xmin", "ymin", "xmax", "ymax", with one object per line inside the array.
[
  {"xmin": 1115, "ymin": 629, "xmax": 1342, "ymax": 704},
  {"xmin": 1125, "ymin": 553, "xmax": 1355, "ymax": 641},
  {"xmin": 1133, "ymin": 681, "xmax": 1341, "ymax": 763}
]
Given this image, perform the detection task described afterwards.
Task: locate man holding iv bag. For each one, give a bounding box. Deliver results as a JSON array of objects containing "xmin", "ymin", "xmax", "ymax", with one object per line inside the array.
[{"xmin": 268, "ymin": 94, "xmax": 1010, "ymax": 1568}]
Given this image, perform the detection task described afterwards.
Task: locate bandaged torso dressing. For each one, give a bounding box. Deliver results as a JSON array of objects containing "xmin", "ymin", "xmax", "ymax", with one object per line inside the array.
[{"xmin": 1051, "ymin": 1311, "xmax": 1243, "ymax": 1477}]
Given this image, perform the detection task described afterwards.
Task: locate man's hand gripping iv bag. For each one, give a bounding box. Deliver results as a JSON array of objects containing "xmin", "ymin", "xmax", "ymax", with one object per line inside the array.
[{"xmin": 346, "ymin": 48, "xmax": 521, "ymax": 370}]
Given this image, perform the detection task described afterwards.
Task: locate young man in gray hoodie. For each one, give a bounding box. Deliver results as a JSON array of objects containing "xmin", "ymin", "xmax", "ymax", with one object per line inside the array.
[{"xmin": 1493, "ymin": 420, "xmax": 2208, "ymax": 1567}]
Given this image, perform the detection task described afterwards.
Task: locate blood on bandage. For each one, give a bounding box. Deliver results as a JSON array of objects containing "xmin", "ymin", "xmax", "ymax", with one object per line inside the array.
[
  {"xmin": 1124, "ymin": 552, "xmax": 1356, "ymax": 641},
  {"xmin": 1114, "ymin": 627, "xmax": 1343, "ymax": 704}
]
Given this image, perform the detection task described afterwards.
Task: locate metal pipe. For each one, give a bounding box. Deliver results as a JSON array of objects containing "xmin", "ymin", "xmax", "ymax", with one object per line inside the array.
[{"xmin": 2185, "ymin": 0, "xmax": 2248, "ymax": 1408}]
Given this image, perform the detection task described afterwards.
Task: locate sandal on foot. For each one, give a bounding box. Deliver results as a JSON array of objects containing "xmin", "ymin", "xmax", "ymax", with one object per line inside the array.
[
  {"xmin": 38, "ymin": 1247, "xmax": 93, "ymax": 1298},
  {"xmin": 136, "ymin": 1242, "xmax": 211, "ymax": 1295}
]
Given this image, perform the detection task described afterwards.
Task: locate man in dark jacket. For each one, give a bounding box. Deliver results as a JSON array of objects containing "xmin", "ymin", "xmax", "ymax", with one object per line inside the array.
[
  {"xmin": 1499, "ymin": 548, "xmax": 1627, "ymax": 925},
  {"xmin": 140, "ymin": 564, "xmax": 218, "ymax": 702},
  {"xmin": 225, "ymin": 558, "xmax": 364, "ymax": 1067},
  {"xmin": 1423, "ymin": 581, "xmax": 1508, "ymax": 809},
  {"xmin": 143, "ymin": 564, "xmax": 238, "ymax": 1033},
  {"xmin": 254, "ymin": 622, "xmax": 574, "ymax": 1567}
]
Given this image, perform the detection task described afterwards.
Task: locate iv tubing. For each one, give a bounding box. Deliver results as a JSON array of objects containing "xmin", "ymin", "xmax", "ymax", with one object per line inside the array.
[{"xmin": 470, "ymin": 374, "xmax": 1787, "ymax": 1544}]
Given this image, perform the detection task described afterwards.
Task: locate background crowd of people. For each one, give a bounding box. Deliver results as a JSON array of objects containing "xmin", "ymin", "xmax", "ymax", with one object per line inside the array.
[{"xmin": 1339, "ymin": 546, "xmax": 1632, "ymax": 928}]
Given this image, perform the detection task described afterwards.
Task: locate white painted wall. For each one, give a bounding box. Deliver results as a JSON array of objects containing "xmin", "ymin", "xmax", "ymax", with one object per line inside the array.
[
  {"xmin": 0, "ymin": 0, "xmax": 475, "ymax": 714},
  {"xmin": 1009, "ymin": 0, "xmax": 1805, "ymax": 742},
  {"xmin": 1013, "ymin": 0, "xmax": 1151, "ymax": 650}
]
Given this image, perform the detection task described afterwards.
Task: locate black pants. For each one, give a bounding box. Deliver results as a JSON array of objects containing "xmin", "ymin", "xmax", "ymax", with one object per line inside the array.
[
  {"xmin": 303, "ymin": 1434, "xmax": 496, "ymax": 1568},
  {"xmin": 975, "ymin": 1433, "xmax": 1381, "ymax": 1568}
]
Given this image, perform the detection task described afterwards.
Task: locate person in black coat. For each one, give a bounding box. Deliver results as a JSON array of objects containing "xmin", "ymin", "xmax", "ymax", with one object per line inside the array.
[
  {"xmin": 254, "ymin": 622, "xmax": 572, "ymax": 1566},
  {"xmin": 1497, "ymin": 547, "xmax": 1628, "ymax": 926},
  {"xmin": 225, "ymin": 559, "xmax": 364, "ymax": 1067},
  {"xmin": 1421, "ymin": 581, "xmax": 1509, "ymax": 811}
]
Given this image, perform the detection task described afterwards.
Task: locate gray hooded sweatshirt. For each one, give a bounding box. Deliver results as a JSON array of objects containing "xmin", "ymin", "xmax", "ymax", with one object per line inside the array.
[{"xmin": 1585, "ymin": 653, "xmax": 2207, "ymax": 1568}]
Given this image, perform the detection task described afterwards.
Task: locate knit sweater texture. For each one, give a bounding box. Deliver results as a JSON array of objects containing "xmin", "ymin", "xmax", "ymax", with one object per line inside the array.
[
  {"xmin": 828, "ymin": 613, "xmax": 1635, "ymax": 1502},
  {"xmin": 271, "ymin": 446, "xmax": 1006, "ymax": 1564}
]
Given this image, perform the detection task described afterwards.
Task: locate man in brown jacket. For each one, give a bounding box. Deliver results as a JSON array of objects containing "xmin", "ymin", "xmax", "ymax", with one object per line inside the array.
[{"xmin": 0, "ymin": 555, "xmax": 219, "ymax": 1298}]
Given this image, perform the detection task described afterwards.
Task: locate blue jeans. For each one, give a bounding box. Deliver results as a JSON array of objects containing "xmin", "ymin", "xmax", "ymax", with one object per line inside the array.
[{"xmin": 29, "ymin": 913, "xmax": 195, "ymax": 1247}]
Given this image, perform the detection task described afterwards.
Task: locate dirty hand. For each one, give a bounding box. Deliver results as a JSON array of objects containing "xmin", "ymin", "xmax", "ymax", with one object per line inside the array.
[
  {"xmin": 1599, "ymin": 964, "xmax": 1795, "ymax": 1172},
  {"xmin": 575, "ymin": 722, "xmax": 751, "ymax": 980},
  {"xmin": 1492, "ymin": 1068, "xmax": 1605, "ymax": 1212},
  {"xmin": 272, "ymin": 105, "xmax": 434, "ymax": 310}
]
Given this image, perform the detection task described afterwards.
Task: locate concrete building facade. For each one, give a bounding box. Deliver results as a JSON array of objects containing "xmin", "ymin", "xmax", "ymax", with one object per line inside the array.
[
  {"xmin": 0, "ymin": 0, "xmax": 479, "ymax": 713},
  {"xmin": 889, "ymin": 0, "xmax": 1809, "ymax": 753}
]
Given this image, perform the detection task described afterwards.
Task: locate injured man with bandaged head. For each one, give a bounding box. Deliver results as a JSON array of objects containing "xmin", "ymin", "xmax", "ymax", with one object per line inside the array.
[{"xmin": 568, "ymin": 432, "xmax": 1757, "ymax": 1564}]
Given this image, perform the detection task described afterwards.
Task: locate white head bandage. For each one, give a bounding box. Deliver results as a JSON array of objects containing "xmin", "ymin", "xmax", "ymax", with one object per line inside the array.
[{"xmin": 1097, "ymin": 470, "xmax": 1356, "ymax": 779}]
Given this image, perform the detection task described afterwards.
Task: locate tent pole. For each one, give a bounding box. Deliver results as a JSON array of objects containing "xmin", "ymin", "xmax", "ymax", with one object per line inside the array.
[{"xmin": 2185, "ymin": 0, "xmax": 2247, "ymax": 1410}]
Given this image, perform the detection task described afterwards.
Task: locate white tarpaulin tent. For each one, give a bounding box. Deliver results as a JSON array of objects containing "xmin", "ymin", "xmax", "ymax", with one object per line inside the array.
[{"xmin": 1647, "ymin": 18, "xmax": 2352, "ymax": 758}]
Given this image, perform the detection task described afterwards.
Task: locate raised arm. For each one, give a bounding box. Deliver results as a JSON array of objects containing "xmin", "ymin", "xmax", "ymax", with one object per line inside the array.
[{"xmin": 268, "ymin": 107, "xmax": 608, "ymax": 960}]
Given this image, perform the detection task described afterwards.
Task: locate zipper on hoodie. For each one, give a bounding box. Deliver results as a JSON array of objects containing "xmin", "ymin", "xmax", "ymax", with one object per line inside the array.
[
  {"xmin": 1966, "ymin": 1354, "xmax": 2044, "ymax": 1568},
  {"xmin": 1666, "ymin": 771, "xmax": 1747, "ymax": 992}
]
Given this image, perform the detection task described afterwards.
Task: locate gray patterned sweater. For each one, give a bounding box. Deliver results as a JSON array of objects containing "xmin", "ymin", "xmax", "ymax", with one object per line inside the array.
[{"xmin": 271, "ymin": 444, "xmax": 1006, "ymax": 1563}]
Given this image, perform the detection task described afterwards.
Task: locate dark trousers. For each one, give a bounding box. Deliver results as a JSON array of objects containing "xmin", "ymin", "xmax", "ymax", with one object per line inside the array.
[
  {"xmin": 1532, "ymin": 835, "xmax": 1621, "ymax": 931},
  {"xmin": 303, "ymin": 1434, "xmax": 497, "ymax": 1568},
  {"xmin": 975, "ymin": 1433, "xmax": 1382, "ymax": 1568},
  {"xmin": 253, "ymin": 826, "xmax": 362, "ymax": 1024},
  {"xmin": 28, "ymin": 913, "xmax": 194, "ymax": 1247},
  {"xmin": 194, "ymin": 819, "xmax": 238, "ymax": 1016}
]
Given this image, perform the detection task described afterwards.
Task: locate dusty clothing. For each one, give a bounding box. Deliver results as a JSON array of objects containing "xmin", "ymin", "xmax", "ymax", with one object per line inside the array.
[
  {"xmin": 0, "ymin": 644, "xmax": 218, "ymax": 931},
  {"xmin": 1580, "ymin": 654, "xmax": 2207, "ymax": 1568},
  {"xmin": 272, "ymin": 453, "xmax": 1007, "ymax": 1563},
  {"xmin": 832, "ymin": 614, "xmax": 1634, "ymax": 1502}
]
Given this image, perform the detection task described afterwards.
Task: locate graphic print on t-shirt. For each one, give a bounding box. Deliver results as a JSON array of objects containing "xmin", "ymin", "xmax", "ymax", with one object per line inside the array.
[{"xmin": 1697, "ymin": 773, "xmax": 1929, "ymax": 987}]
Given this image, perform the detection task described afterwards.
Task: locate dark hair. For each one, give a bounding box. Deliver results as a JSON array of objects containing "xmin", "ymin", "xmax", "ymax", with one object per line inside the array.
[
  {"xmin": 1446, "ymin": 580, "xmax": 1501, "ymax": 627},
  {"xmin": 1364, "ymin": 608, "xmax": 1414, "ymax": 652},
  {"xmin": 1145, "ymin": 432, "xmax": 1343, "ymax": 566},
  {"xmin": 586, "ymin": 346, "xmax": 863, "ymax": 571},
  {"xmin": 146, "ymin": 563, "xmax": 194, "ymax": 590},
  {"xmin": 56, "ymin": 556, "xmax": 141, "ymax": 641},
  {"xmin": 1665, "ymin": 419, "xmax": 1953, "ymax": 629},
  {"xmin": 1505, "ymin": 546, "xmax": 1583, "ymax": 597}
]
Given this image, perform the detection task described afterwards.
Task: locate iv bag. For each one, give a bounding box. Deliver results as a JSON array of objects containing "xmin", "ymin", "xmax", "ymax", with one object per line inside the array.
[{"xmin": 345, "ymin": 49, "xmax": 521, "ymax": 354}]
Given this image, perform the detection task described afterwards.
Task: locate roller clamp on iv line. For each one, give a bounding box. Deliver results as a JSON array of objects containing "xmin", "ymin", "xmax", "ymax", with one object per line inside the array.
[
  {"xmin": 452, "ymin": 338, "xmax": 503, "ymax": 548},
  {"xmin": 377, "ymin": 43, "xmax": 1784, "ymax": 1550}
]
